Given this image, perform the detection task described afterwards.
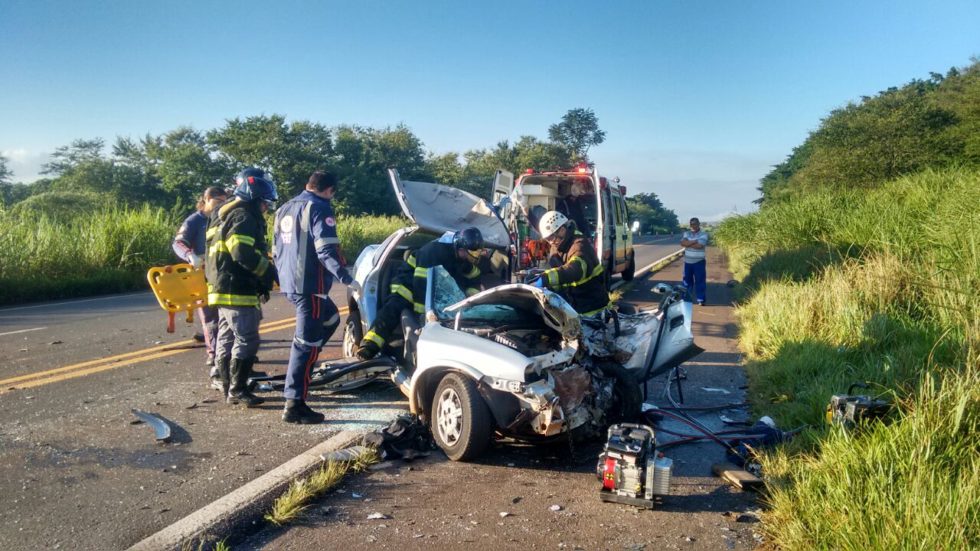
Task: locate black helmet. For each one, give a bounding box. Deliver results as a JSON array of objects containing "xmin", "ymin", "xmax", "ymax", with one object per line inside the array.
[
  {"xmin": 453, "ymin": 227, "xmax": 484, "ymax": 252},
  {"xmin": 233, "ymin": 168, "xmax": 278, "ymax": 206}
]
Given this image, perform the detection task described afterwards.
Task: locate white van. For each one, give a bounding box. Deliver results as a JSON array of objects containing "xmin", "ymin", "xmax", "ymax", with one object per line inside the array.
[{"xmin": 492, "ymin": 165, "xmax": 636, "ymax": 283}]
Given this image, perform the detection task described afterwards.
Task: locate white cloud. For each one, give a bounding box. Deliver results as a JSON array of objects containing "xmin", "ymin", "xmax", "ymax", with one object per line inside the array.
[{"xmin": 1, "ymin": 149, "xmax": 50, "ymax": 183}]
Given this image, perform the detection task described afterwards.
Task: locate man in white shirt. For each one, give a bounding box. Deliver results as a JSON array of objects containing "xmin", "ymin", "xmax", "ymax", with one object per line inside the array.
[{"xmin": 680, "ymin": 217, "xmax": 709, "ymax": 305}]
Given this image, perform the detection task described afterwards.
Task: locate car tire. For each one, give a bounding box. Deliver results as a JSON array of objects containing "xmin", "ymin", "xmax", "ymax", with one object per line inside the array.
[
  {"xmin": 598, "ymin": 362, "xmax": 643, "ymax": 423},
  {"xmin": 431, "ymin": 373, "xmax": 493, "ymax": 461},
  {"xmin": 622, "ymin": 253, "xmax": 636, "ymax": 282},
  {"xmin": 342, "ymin": 309, "xmax": 362, "ymax": 359}
]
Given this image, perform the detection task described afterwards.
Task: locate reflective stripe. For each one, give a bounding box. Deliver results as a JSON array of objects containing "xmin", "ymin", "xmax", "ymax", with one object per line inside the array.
[
  {"xmin": 364, "ymin": 330, "xmax": 385, "ymax": 346},
  {"xmin": 465, "ymin": 288, "xmax": 479, "ymax": 297},
  {"xmin": 315, "ymin": 237, "xmax": 340, "ymax": 248},
  {"xmin": 414, "ymin": 302, "xmax": 425, "ymax": 314},
  {"xmin": 294, "ymin": 335, "xmax": 324, "ymax": 347},
  {"xmin": 225, "ymin": 234, "xmax": 256, "ymax": 249},
  {"xmin": 207, "ymin": 292, "xmax": 260, "ymax": 307},
  {"xmin": 463, "ymin": 265, "xmax": 480, "ymax": 279},
  {"xmin": 406, "ymin": 254, "xmax": 417, "ymax": 268},
  {"xmin": 323, "ymin": 312, "xmax": 340, "ymax": 326},
  {"xmin": 551, "ymin": 258, "xmax": 604, "ymax": 290},
  {"xmin": 391, "ymin": 284, "xmax": 414, "ymax": 302},
  {"xmin": 206, "ymin": 227, "xmax": 218, "ymax": 239},
  {"xmin": 414, "ymin": 267, "xmax": 428, "ymax": 278},
  {"xmin": 545, "ymin": 268, "xmax": 559, "ymax": 287},
  {"xmin": 252, "ymin": 256, "xmax": 269, "ymax": 277},
  {"xmin": 580, "ymin": 301, "xmax": 613, "ymax": 317}
]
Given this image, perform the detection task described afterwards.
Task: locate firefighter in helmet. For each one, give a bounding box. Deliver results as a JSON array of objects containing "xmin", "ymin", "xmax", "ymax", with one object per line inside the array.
[
  {"xmin": 355, "ymin": 227, "xmax": 486, "ymax": 360},
  {"xmin": 530, "ymin": 210, "xmax": 609, "ymax": 316}
]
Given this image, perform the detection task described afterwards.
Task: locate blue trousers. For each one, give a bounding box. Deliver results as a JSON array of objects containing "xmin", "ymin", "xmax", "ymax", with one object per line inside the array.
[
  {"xmin": 682, "ymin": 260, "xmax": 707, "ymax": 303},
  {"xmin": 284, "ymin": 293, "xmax": 341, "ymax": 401}
]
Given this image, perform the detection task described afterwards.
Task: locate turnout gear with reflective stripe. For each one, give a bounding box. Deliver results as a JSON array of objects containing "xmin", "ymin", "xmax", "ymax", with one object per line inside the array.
[
  {"xmin": 205, "ymin": 198, "xmax": 276, "ymax": 307},
  {"xmin": 273, "ymin": 190, "xmax": 352, "ymax": 296},
  {"xmin": 357, "ymin": 239, "xmax": 484, "ymax": 359},
  {"xmin": 541, "ymin": 224, "xmax": 609, "ymax": 315}
]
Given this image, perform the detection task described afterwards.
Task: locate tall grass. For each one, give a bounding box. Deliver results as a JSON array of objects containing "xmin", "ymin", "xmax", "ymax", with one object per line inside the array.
[
  {"xmin": 714, "ymin": 167, "xmax": 979, "ymax": 549},
  {"xmin": 0, "ymin": 208, "xmax": 406, "ymax": 306},
  {"xmin": 0, "ymin": 205, "xmax": 177, "ymax": 304}
]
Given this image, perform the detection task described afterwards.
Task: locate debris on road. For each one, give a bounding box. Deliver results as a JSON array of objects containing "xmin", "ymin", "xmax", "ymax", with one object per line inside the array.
[
  {"xmin": 712, "ymin": 462, "xmax": 763, "ymax": 491},
  {"xmin": 549, "ymin": 504, "xmax": 563, "ymax": 512},
  {"xmin": 701, "ymin": 387, "xmax": 731, "ymax": 394},
  {"xmin": 499, "ymin": 512, "xmax": 512, "ymax": 518},
  {"xmin": 366, "ymin": 512, "xmax": 390, "ymax": 520},
  {"xmin": 130, "ymin": 409, "xmax": 173, "ymax": 443}
]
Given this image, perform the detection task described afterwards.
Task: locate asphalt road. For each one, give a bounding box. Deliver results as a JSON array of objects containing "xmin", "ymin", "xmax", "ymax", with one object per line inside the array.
[
  {"xmin": 0, "ymin": 235, "xmax": 682, "ymax": 550},
  {"xmin": 243, "ymin": 247, "xmax": 760, "ymax": 551}
]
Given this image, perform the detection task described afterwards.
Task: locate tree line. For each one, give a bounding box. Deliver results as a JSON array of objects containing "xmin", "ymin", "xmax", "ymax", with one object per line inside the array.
[
  {"xmin": 0, "ymin": 108, "xmax": 678, "ymax": 229},
  {"xmin": 758, "ymin": 60, "xmax": 980, "ymax": 204}
]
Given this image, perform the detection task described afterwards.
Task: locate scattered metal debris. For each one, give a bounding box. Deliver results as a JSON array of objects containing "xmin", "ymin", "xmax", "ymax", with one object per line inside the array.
[{"xmin": 131, "ymin": 409, "xmax": 173, "ymax": 443}]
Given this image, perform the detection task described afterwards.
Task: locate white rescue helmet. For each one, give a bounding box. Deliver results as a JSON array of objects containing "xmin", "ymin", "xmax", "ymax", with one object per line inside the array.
[{"xmin": 538, "ymin": 210, "xmax": 569, "ymax": 240}]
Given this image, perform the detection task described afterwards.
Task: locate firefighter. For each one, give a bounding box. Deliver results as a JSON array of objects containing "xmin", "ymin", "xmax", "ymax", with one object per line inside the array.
[
  {"xmin": 355, "ymin": 227, "xmax": 485, "ymax": 360},
  {"xmin": 273, "ymin": 171, "xmax": 354, "ymax": 424},
  {"xmin": 531, "ymin": 210, "xmax": 610, "ymax": 316},
  {"xmin": 173, "ymin": 185, "xmax": 228, "ymax": 386},
  {"xmin": 206, "ymin": 167, "xmax": 278, "ymax": 407}
]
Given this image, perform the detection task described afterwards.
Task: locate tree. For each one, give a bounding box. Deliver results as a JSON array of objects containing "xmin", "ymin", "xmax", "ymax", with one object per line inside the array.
[
  {"xmin": 548, "ymin": 108, "xmax": 606, "ymax": 162},
  {"xmin": 0, "ymin": 154, "xmax": 12, "ymax": 185},
  {"xmin": 207, "ymin": 115, "xmax": 334, "ymax": 200},
  {"xmin": 331, "ymin": 124, "xmax": 427, "ymax": 215},
  {"xmin": 115, "ymin": 128, "xmax": 231, "ymax": 208},
  {"xmin": 626, "ymin": 192, "xmax": 678, "ymax": 234},
  {"xmin": 41, "ymin": 138, "xmax": 106, "ymax": 176}
]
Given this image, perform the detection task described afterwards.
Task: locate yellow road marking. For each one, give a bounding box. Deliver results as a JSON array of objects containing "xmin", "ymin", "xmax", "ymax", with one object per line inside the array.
[{"xmin": 0, "ymin": 306, "xmax": 349, "ymax": 393}]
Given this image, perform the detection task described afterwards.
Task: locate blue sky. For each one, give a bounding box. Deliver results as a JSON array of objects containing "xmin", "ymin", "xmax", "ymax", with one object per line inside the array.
[{"xmin": 2, "ymin": 1, "xmax": 978, "ymax": 220}]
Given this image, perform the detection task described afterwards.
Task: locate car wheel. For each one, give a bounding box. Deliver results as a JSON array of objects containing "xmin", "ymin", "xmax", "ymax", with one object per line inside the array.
[
  {"xmin": 431, "ymin": 373, "xmax": 493, "ymax": 461},
  {"xmin": 598, "ymin": 362, "xmax": 643, "ymax": 423},
  {"xmin": 342, "ymin": 309, "xmax": 362, "ymax": 359},
  {"xmin": 622, "ymin": 253, "xmax": 636, "ymax": 282}
]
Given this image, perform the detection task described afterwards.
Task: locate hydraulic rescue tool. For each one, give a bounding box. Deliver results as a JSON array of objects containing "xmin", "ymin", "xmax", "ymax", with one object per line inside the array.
[
  {"xmin": 826, "ymin": 382, "xmax": 891, "ymax": 428},
  {"xmin": 597, "ymin": 423, "xmax": 672, "ymax": 509}
]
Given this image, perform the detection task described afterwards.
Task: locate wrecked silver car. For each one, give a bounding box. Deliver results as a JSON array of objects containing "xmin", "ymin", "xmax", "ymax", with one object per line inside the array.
[{"xmin": 260, "ymin": 170, "xmax": 702, "ymax": 461}]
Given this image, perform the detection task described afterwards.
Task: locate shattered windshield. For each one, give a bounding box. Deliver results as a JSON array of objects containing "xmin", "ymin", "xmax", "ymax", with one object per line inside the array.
[{"xmin": 431, "ymin": 266, "xmax": 527, "ymax": 324}]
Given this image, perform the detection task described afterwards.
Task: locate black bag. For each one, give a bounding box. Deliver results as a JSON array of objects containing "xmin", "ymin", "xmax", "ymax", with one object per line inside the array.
[{"xmin": 361, "ymin": 413, "xmax": 435, "ymax": 461}]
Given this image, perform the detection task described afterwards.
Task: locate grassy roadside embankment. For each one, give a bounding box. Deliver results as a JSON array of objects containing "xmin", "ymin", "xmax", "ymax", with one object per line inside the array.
[
  {"xmin": 714, "ymin": 167, "xmax": 979, "ymax": 549},
  {"xmin": 0, "ymin": 208, "xmax": 404, "ymax": 306}
]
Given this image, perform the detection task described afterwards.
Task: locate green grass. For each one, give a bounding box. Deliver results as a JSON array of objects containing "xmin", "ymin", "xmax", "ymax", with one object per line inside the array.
[
  {"xmin": 0, "ymin": 208, "xmax": 406, "ymax": 306},
  {"xmin": 265, "ymin": 449, "xmax": 379, "ymax": 526},
  {"xmin": 714, "ymin": 167, "xmax": 979, "ymax": 549}
]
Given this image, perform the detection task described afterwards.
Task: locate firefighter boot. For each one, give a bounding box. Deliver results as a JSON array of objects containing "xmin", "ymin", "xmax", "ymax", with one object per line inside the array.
[
  {"xmin": 282, "ymin": 399, "xmax": 325, "ymax": 424},
  {"xmin": 355, "ymin": 341, "xmax": 380, "ymax": 361},
  {"xmin": 227, "ymin": 357, "xmax": 264, "ymax": 407},
  {"xmin": 215, "ymin": 356, "xmax": 231, "ymax": 395}
]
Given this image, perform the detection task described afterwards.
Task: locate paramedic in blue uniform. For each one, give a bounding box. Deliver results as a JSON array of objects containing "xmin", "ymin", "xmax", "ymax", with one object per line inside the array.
[
  {"xmin": 172, "ymin": 185, "xmax": 228, "ymax": 385},
  {"xmin": 274, "ymin": 171, "xmax": 354, "ymax": 424}
]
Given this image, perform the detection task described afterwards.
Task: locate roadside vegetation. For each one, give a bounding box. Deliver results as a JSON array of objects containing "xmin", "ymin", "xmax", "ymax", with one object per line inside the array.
[
  {"xmin": 715, "ymin": 61, "xmax": 980, "ymax": 549},
  {"xmin": 265, "ymin": 450, "xmax": 378, "ymax": 526},
  {"xmin": 0, "ymin": 208, "xmax": 404, "ymax": 305},
  {"xmin": 0, "ymin": 108, "xmax": 678, "ymax": 305}
]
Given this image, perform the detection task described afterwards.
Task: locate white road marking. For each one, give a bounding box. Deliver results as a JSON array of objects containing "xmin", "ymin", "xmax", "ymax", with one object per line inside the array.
[
  {"xmin": 610, "ymin": 249, "xmax": 684, "ymax": 291},
  {"xmin": 0, "ymin": 326, "xmax": 47, "ymax": 337},
  {"xmin": 0, "ymin": 291, "xmax": 150, "ymax": 313}
]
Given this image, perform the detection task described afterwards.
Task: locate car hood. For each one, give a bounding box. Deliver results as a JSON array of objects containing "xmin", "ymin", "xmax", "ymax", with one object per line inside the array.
[
  {"xmin": 388, "ymin": 168, "xmax": 510, "ymax": 249},
  {"xmin": 443, "ymin": 284, "xmax": 581, "ymax": 341}
]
